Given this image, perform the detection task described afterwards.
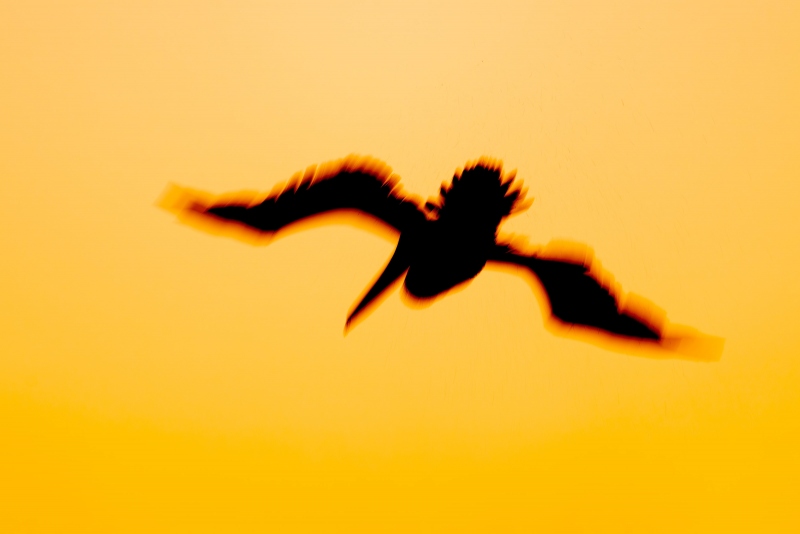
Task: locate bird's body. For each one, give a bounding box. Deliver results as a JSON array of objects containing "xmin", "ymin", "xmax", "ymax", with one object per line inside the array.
[{"xmin": 402, "ymin": 218, "xmax": 494, "ymax": 299}]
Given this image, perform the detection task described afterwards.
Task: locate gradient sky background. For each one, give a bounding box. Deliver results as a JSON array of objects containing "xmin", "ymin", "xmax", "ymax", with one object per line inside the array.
[{"xmin": 2, "ymin": 1, "xmax": 799, "ymax": 531}]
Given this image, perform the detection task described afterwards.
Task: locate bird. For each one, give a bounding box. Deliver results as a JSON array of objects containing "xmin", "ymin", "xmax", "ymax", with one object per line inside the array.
[{"xmin": 160, "ymin": 155, "xmax": 722, "ymax": 359}]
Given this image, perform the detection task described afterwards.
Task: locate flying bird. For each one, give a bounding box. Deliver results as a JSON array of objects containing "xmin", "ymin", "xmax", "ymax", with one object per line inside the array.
[{"xmin": 161, "ymin": 155, "xmax": 722, "ymax": 359}]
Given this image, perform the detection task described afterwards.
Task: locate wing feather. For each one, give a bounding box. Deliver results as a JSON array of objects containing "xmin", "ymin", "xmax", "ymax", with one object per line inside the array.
[
  {"xmin": 192, "ymin": 155, "xmax": 427, "ymax": 234},
  {"xmin": 490, "ymin": 244, "xmax": 662, "ymax": 340}
]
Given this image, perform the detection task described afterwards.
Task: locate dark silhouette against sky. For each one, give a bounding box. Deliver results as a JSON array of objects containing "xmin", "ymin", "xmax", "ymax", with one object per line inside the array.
[{"xmin": 161, "ymin": 155, "xmax": 723, "ymax": 361}]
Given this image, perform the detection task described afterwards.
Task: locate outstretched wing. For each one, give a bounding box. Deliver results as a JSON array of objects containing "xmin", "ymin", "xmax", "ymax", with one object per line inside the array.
[
  {"xmin": 175, "ymin": 155, "xmax": 427, "ymax": 235},
  {"xmin": 489, "ymin": 244, "xmax": 662, "ymax": 340}
]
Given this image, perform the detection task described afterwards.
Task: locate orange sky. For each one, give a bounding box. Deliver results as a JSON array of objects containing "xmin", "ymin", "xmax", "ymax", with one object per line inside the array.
[{"xmin": 2, "ymin": 1, "xmax": 799, "ymax": 532}]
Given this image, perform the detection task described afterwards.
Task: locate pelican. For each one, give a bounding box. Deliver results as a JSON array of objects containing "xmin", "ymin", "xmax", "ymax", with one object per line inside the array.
[{"xmin": 161, "ymin": 155, "xmax": 723, "ymax": 359}]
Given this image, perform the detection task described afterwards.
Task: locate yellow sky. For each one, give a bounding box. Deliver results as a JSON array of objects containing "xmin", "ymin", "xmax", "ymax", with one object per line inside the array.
[{"xmin": 1, "ymin": 1, "xmax": 799, "ymax": 531}]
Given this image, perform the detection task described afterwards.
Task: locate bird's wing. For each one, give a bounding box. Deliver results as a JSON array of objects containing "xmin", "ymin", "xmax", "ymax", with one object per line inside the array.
[
  {"xmin": 166, "ymin": 155, "xmax": 427, "ymax": 235},
  {"xmin": 488, "ymin": 243, "xmax": 663, "ymax": 340}
]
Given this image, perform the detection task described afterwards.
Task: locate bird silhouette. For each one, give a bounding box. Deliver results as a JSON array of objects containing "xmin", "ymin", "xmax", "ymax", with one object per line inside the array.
[{"xmin": 161, "ymin": 155, "xmax": 722, "ymax": 359}]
